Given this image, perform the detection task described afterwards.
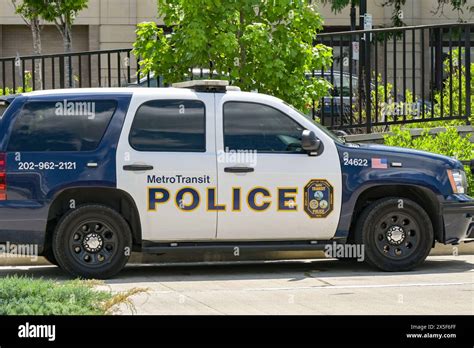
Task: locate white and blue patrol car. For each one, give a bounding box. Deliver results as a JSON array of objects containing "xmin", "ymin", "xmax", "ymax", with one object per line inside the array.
[{"xmin": 0, "ymin": 80, "xmax": 472, "ymax": 278}]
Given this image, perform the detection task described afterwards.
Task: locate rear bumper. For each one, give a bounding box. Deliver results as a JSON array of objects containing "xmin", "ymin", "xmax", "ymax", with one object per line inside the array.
[{"xmin": 441, "ymin": 201, "xmax": 474, "ymax": 244}]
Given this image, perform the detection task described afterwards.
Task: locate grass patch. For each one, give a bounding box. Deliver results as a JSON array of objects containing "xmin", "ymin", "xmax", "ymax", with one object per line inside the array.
[{"xmin": 0, "ymin": 276, "xmax": 147, "ymax": 315}]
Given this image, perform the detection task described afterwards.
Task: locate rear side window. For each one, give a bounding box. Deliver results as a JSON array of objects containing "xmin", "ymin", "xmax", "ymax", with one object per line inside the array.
[
  {"xmin": 7, "ymin": 100, "xmax": 116, "ymax": 152},
  {"xmin": 0, "ymin": 101, "xmax": 9, "ymax": 119},
  {"xmin": 129, "ymin": 100, "xmax": 206, "ymax": 152}
]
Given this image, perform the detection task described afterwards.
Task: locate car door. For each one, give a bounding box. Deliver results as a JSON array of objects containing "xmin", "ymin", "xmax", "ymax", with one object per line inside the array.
[
  {"xmin": 116, "ymin": 91, "xmax": 217, "ymax": 242},
  {"xmin": 215, "ymin": 94, "xmax": 342, "ymax": 241}
]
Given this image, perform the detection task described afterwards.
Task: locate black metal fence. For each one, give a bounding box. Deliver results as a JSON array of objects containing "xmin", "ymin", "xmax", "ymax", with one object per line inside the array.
[
  {"xmin": 0, "ymin": 23, "xmax": 472, "ymax": 133},
  {"xmin": 315, "ymin": 23, "xmax": 473, "ymax": 133},
  {"xmin": 0, "ymin": 48, "xmax": 141, "ymax": 91}
]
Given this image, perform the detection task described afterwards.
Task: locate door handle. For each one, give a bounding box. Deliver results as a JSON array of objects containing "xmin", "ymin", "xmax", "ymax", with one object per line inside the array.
[
  {"xmin": 224, "ymin": 167, "xmax": 255, "ymax": 173},
  {"xmin": 123, "ymin": 164, "xmax": 154, "ymax": 171}
]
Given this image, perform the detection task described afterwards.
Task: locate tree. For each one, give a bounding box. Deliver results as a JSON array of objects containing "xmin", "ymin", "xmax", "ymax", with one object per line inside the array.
[
  {"xmin": 39, "ymin": 0, "xmax": 88, "ymax": 53},
  {"xmin": 39, "ymin": 0, "xmax": 88, "ymax": 86},
  {"xmin": 133, "ymin": 0, "xmax": 333, "ymax": 110},
  {"xmin": 11, "ymin": 0, "xmax": 44, "ymax": 88},
  {"xmin": 323, "ymin": 0, "xmax": 474, "ymax": 27},
  {"xmin": 432, "ymin": 0, "xmax": 474, "ymax": 22},
  {"xmin": 11, "ymin": 0, "xmax": 88, "ymax": 88}
]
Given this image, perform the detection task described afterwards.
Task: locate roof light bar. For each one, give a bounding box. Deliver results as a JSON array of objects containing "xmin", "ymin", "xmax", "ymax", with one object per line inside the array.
[{"xmin": 172, "ymin": 80, "xmax": 240, "ymax": 92}]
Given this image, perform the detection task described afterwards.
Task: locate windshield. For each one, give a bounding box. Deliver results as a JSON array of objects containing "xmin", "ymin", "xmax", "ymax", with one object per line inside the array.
[{"xmin": 285, "ymin": 102, "xmax": 345, "ymax": 144}]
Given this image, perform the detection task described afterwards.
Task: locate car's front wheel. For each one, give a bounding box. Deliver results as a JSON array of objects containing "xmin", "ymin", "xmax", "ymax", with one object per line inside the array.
[
  {"xmin": 355, "ymin": 197, "xmax": 433, "ymax": 271},
  {"xmin": 52, "ymin": 204, "xmax": 132, "ymax": 279}
]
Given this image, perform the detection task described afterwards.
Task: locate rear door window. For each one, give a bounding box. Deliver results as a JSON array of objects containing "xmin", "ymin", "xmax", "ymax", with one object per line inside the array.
[
  {"xmin": 7, "ymin": 100, "xmax": 117, "ymax": 152},
  {"xmin": 129, "ymin": 99, "xmax": 206, "ymax": 152}
]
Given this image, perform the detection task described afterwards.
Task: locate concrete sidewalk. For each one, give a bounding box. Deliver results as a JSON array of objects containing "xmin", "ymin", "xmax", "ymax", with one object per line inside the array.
[{"xmin": 1, "ymin": 254, "xmax": 472, "ymax": 315}]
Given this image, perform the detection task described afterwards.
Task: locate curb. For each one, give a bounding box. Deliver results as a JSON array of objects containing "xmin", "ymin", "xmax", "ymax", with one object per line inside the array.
[{"xmin": 1, "ymin": 243, "xmax": 472, "ymax": 267}]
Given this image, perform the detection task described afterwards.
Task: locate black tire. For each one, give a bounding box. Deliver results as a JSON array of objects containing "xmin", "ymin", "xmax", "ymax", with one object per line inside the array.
[
  {"xmin": 53, "ymin": 204, "xmax": 132, "ymax": 279},
  {"xmin": 355, "ymin": 197, "xmax": 433, "ymax": 271}
]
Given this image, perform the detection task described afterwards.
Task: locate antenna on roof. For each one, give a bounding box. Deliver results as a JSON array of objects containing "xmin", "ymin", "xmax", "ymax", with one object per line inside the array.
[{"xmin": 172, "ymin": 80, "xmax": 240, "ymax": 92}]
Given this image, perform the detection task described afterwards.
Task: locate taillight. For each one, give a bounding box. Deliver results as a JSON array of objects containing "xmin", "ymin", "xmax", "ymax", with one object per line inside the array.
[{"xmin": 0, "ymin": 153, "xmax": 6, "ymax": 200}]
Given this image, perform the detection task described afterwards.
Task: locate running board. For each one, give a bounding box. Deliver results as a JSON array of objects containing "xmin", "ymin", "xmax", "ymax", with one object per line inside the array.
[{"xmin": 141, "ymin": 240, "xmax": 343, "ymax": 254}]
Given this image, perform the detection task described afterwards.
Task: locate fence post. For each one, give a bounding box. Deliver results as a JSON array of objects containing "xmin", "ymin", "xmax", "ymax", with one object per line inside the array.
[
  {"xmin": 434, "ymin": 27, "xmax": 443, "ymax": 92},
  {"xmin": 68, "ymin": 55, "xmax": 73, "ymax": 88},
  {"xmin": 365, "ymin": 32, "xmax": 372, "ymax": 133},
  {"xmin": 466, "ymin": 25, "xmax": 471, "ymax": 125},
  {"xmin": 59, "ymin": 55, "xmax": 65, "ymax": 89}
]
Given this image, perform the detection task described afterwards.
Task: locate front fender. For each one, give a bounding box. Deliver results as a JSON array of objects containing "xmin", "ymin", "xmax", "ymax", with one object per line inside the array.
[{"xmin": 334, "ymin": 144, "xmax": 452, "ymax": 239}]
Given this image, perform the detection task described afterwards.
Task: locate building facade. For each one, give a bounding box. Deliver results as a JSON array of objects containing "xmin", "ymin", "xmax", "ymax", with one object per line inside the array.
[
  {"xmin": 0, "ymin": 0, "xmax": 471, "ymax": 101},
  {"xmin": 0, "ymin": 0, "xmax": 470, "ymax": 58}
]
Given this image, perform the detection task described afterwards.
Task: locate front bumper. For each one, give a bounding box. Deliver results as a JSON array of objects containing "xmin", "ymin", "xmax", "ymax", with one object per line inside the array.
[{"xmin": 441, "ymin": 201, "xmax": 474, "ymax": 244}]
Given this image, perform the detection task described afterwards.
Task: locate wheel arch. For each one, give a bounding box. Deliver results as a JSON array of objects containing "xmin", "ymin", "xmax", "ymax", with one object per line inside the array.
[
  {"xmin": 348, "ymin": 184, "xmax": 443, "ymax": 244},
  {"xmin": 44, "ymin": 187, "xmax": 142, "ymax": 252}
]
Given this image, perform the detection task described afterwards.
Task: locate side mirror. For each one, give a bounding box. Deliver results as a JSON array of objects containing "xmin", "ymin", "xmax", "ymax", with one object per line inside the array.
[{"xmin": 301, "ymin": 130, "xmax": 322, "ymax": 155}]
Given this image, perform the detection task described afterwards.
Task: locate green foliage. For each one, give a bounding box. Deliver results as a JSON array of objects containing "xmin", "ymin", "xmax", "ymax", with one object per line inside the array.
[
  {"xmin": 342, "ymin": 73, "xmax": 395, "ymax": 133},
  {"xmin": 0, "ymin": 276, "xmax": 146, "ymax": 315},
  {"xmin": 0, "ymin": 87, "xmax": 28, "ymax": 96},
  {"xmin": 133, "ymin": 0, "xmax": 333, "ymax": 110},
  {"xmin": 381, "ymin": 0, "xmax": 406, "ymax": 27},
  {"xmin": 0, "ymin": 71, "xmax": 33, "ymax": 95},
  {"xmin": 0, "ymin": 87, "xmax": 32, "ymax": 96},
  {"xmin": 382, "ymin": 48, "xmax": 474, "ymax": 196},
  {"xmin": 11, "ymin": 0, "xmax": 44, "ymax": 20},
  {"xmin": 370, "ymin": 73, "xmax": 394, "ymax": 132},
  {"xmin": 0, "ymin": 276, "xmax": 111, "ymax": 315},
  {"xmin": 384, "ymin": 126, "xmax": 473, "ymax": 160},
  {"xmin": 320, "ymin": 0, "xmax": 356, "ymax": 13},
  {"xmin": 324, "ymin": 0, "xmax": 474, "ymax": 26},
  {"xmin": 11, "ymin": 0, "xmax": 87, "ymax": 29},
  {"xmin": 387, "ymin": 48, "xmax": 474, "ymax": 130},
  {"xmin": 384, "ymin": 127, "xmax": 474, "ymax": 195},
  {"xmin": 433, "ymin": 48, "xmax": 474, "ymax": 123},
  {"xmin": 38, "ymin": 0, "xmax": 88, "ymax": 25}
]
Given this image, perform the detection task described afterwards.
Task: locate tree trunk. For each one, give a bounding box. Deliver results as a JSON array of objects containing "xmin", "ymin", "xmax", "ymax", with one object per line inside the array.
[
  {"xmin": 31, "ymin": 17, "xmax": 42, "ymax": 90},
  {"xmin": 62, "ymin": 26, "xmax": 73, "ymax": 87}
]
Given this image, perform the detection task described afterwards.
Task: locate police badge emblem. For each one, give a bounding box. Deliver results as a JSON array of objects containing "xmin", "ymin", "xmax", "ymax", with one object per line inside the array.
[{"xmin": 304, "ymin": 179, "xmax": 334, "ymax": 218}]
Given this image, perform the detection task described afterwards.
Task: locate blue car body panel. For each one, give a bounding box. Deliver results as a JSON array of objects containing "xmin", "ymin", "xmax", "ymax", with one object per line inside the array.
[
  {"xmin": 0, "ymin": 93, "xmax": 132, "ymax": 246},
  {"xmin": 334, "ymin": 142, "xmax": 468, "ymax": 239}
]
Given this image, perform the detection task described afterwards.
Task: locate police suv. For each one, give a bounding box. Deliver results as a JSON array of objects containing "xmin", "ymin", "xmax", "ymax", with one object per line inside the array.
[{"xmin": 0, "ymin": 80, "xmax": 472, "ymax": 278}]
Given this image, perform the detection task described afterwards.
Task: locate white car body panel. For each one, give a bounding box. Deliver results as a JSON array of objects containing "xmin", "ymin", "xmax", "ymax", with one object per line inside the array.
[{"xmin": 116, "ymin": 88, "xmax": 342, "ymax": 242}]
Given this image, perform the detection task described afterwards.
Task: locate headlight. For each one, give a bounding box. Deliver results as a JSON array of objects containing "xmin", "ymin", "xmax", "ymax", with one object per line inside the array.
[{"xmin": 447, "ymin": 169, "xmax": 468, "ymax": 194}]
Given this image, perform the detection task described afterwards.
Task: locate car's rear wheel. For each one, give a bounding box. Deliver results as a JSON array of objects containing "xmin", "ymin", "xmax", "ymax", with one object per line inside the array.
[
  {"xmin": 53, "ymin": 204, "xmax": 132, "ymax": 279},
  {"xmin": 355, "ymin": 197, "xmax": 433, "ymax": 271}
]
